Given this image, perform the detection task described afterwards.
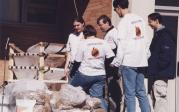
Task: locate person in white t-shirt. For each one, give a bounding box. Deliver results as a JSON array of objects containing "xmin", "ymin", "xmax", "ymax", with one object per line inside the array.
[
  {"xmin": 97, "ymin": 15, "xmax": 124, "ymax": 112},
  {"xmin": 70, "ymin": 25, "xmax": 115, "ymax": 112},
  {"xmin": 64, "ymin": 17, "xmax": 85, "ymax": 78},
  {"xmin": 111, "ymin": 0, "xmax": 151, "ymax": 112}
]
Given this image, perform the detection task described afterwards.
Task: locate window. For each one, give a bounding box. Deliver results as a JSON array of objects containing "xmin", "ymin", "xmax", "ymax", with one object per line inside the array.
[
  {"xmin": 0, "ymin": 0, "xmax": 58, "ymax": 25},
  {"xmin": 0, "ymin": 0, "xmax": 20, "ymax": 22},
  {"xmin": 26, "ymin": 0, "xmax": 58, "ymax": 24},
  {"xmin": 155, "ymin": 0, "xmax": 179, "ymax": 7}
]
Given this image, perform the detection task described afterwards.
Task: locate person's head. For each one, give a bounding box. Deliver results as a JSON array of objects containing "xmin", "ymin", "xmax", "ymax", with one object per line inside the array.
[
  {"xmin": 97, "ymin": 15, "xmax": 112, "ymax": 32},
  {"xmin": 73, "ymin": 17, "xmax": 85, "ymax": 33},
  {"xmin": 113, "ymin": 0, "xmax": 129, "ymax": 17},
  {"xmin": 148, "ymin": 13, "xmax": 163, "ymax": 30},
  {"xmin": 83, "ymin": 25, "xmax": 97, "ymax": 39}
]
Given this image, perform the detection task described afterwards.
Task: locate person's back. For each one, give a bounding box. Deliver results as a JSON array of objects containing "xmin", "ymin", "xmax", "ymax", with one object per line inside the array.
[
  {"xmin": 148, "ymin": 27, "xmax": 176, "ymax": 79},
  {"xmin": 78, "ymin": 38, "xmax": 113, "ymax": 76},
  {"xmin": 116, "ymin": 13, "xmax": 149, "ymax": 67}
]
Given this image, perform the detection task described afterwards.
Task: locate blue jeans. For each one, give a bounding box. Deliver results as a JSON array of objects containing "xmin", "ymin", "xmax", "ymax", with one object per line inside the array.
[
  {"xmin": 121, "ymin": 66, "xmax": 150, "ymax": 112},
  {"xmin": 70, "ymin": 71, "xmax": 108, "ymax": 111}
]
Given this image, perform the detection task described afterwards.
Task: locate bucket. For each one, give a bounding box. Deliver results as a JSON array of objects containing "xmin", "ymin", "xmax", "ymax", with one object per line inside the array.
[{"xmin": 16, "ymin": 99, "xmax": 36, "ymax": 112}]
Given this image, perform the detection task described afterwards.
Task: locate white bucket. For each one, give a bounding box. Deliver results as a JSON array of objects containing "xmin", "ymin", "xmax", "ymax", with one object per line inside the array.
[{"xmin": 16, "ymin": 99, "xmax": 36, "ymax": 112}]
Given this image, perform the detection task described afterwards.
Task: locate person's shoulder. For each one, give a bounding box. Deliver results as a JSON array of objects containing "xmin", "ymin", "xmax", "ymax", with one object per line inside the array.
[
  {"xmin": 111, "ymin": 27, "xmax": 118, "ymax": 32},
  {"xmin": 69, "ymin": 33, "xmax": 75, "ymax": 37},
  {"xmin": 106, "ymin": 27, "xmax": 117, "ymax": 35},
  {"xmin": 68, "ymin": 33, "xmax": 80, "ymax": 40},
  {"xmin": 92, "ymin": 37, "xmax": 106, "ymax": 44},
  {"xmin": 157, "ymin": 28, "xmax": 175, "ymax": 43},
  {"xmin": 161, "ymin": 28, "xmax": 174, "ymax": 39},
  {"xmin": 158, "ymin": 28, "xmax": 171, "ymax": 36},
  {"xmin": 126, "ymin": 13, "xmax": 144, "ymax": 20}
]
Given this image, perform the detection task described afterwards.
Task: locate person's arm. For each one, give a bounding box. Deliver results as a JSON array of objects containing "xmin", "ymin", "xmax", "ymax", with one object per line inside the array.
[
  {"xmin": 69, "ymin": 40, "xmax": 84, "ymax": 76},
  {"xmin": 158, "ymin": 33, "xmax": 175, "ymax": 69},
  {"xmin": 64, "ymin": 35, "xmax": 71, "ymax": 76},
  {"xmin": 110, "ymin": 40, "xmax": 124, "ymax": 67},
  {"xmin": 110, "ymin": 20, "xmax": 126, "ymax": 67},
  {"xmin": 64, "ymin": 52, "xmax": 71, "ymax": 75},
  {"xmin": 144, "ymin": 21, "xmax": 151, "ymax": 59},
  {"xmin": 69, "ymin": 61, "xmax": 81, "ymax": 77}
]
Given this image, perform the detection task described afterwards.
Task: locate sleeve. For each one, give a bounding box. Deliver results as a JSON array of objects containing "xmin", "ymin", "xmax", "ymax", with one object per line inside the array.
[
  {"xmin": 113, "ymin": 28, "xmax": 119, "ymax": 45},
  {"xmin": 66, "ymin": 34, "xmax": 72, "ymax": 52},
  {"xmin": 74, "ymin": 41, "xmax": 84, "ymax": 62},
  {"xmin": 112, "ymin": 28, "xmax": 120, "ymax": 49},
  {"xmin": 111, "ymin": 40, "xmax": 124, "ymax": 67},
  {"xmin": 146, "ymin": 38, "xmax": 151, "ymax": 59},
  {"xmin": 110, "ymin": 20, "xmax": 126, "ymax": 67},
  {"xmin": 158, "ymin": 34, "xmax": 175, "ymax": 69},
  {"xmin": 116, "ymin": 19, "xmax": 128, "ymax": 40},
  {"xmin": 143, "ymin": 21, "xmax": 151, "ymax": 59},
  {"xmin": 104, "ymin": 42, "xmax": 115, "ymax": 59}
]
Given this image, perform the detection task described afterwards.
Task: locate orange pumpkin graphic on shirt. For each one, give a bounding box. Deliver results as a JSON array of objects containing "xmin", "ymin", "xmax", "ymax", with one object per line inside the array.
[
  {"xmin": 135, "ymin": 26, "xmax": 141, "ymax": 37},
  {"xmin": 91, "ymin": 47, "xmax": 99, "ymax": 57}
]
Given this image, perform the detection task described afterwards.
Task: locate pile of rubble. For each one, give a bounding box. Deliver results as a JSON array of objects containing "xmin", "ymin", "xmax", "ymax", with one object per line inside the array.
[{"xmin": 0, "ymin": 80, "xmax": 104, "ymax": 112}]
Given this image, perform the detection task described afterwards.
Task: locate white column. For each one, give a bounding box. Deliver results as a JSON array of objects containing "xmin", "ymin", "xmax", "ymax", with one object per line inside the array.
[
  {"xmin": 167, "ymin": 79, "xmax": 176, "ymax": 112},
  {"xmin": 177, "ymin": 17, "xmax": 179, "ymax": 63}
]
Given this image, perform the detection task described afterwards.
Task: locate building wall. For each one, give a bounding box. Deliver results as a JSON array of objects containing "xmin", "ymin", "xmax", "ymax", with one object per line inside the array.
[
  {"xmin": 83, "ymin": 0, "xmax": 112, "ymax": 38},
  {"xmin": 0, "ymin": 60, "xmax": 4, "ymax": 84}
]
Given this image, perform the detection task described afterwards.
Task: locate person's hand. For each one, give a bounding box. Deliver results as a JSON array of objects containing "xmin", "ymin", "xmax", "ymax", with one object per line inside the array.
[{"xmin": 110, "ymin": 64, "xmax": 115, "ymax": 67}]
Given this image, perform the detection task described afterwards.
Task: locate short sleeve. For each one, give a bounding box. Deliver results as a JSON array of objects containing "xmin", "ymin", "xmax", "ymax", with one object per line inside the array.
[
  {"xmin": 104, "ymin": 42, "xmax": 115, "ymax": 58},
  {"xmin": 66, "ymin": 34, "xmax": 72, "ymax": 52},
  {"xmin": 75, "ymin": 41, "xmax": 85, "ymax": 62}
]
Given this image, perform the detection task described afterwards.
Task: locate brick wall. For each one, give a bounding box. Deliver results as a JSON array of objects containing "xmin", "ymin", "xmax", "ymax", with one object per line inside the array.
[
  {"xmin": 83, "ymin": 0, "xmax": 112, "ymax": 38},
  {"xmin": 0, "ymin": 60, "xmax": 5, "ymax": 84}
]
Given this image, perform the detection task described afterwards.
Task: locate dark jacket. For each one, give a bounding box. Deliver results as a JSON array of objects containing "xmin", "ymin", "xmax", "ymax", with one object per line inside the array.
[{"xmin": 147, "ymin": 28, "xmax": 176, "ymax": 79}]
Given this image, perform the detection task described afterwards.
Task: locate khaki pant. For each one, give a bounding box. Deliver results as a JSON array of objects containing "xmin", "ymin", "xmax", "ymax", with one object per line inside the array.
[{"xmin": 153, "ymin": 80, "xmax": 168, "ymax": 112}]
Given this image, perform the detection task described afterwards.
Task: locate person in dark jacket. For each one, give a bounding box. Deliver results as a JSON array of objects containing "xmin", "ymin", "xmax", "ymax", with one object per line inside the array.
[{"xmin": 148, "ymin": 12, "xmax": 176, "ymax": 112}]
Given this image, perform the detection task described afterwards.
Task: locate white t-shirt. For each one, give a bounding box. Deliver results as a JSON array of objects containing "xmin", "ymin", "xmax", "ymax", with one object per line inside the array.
[
  {"xmin": 104, "ymin": 27, "xmax": 119, "ymax": 50},
  {"xmin": 75, "ymin": 37, "xmax": 115, "ymax": 76},
  {"xmin": 111, "ymin": 13, "xmax": 150, "ymax": 67},
  {"xmin": 66, "ymin": 32, "xmax": 84, "ymax": 62}
]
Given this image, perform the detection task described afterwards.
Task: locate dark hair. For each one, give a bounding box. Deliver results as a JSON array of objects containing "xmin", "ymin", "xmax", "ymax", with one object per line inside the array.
[
  {"xmin": 148, "ymin": 13, "xmax": 163, "ymax": 24},
  {"xmin": 83, "ymin": 25, "xmax": 97, "ymax": 38},
  {"xmin": 73, "ymin": 16, "xmax": 85, "ymax": 24},
  {"xmin": 113, "ymin": 0, "xmax": 129, "ymax": 9},
  {"xmin": 97, "ymin": 15, "xmax": 112, "ymax": 26}
]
